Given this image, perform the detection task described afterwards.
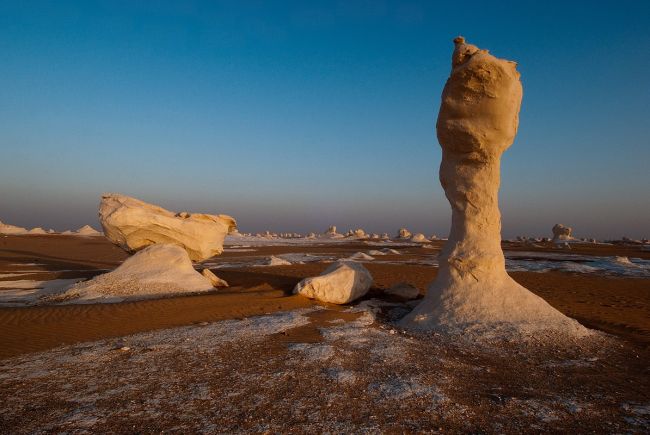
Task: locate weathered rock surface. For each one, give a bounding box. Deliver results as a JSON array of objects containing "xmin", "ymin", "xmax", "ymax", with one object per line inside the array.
[
  {"xmin": 54, "ymin": 244, "xmax": 216, "ymax": 303},
  {"xmin": 201, "ymin": 268, "xmax": 229, "ymax": 287},
  {"xmin": 293, "ymin": 261, "xmax": 373, "ymax": 304},
  {"xmin": 99, "ymin": 193, "xmax": 236, "ymax": 262},
  {"xmin": 401, "ymin": 37, "xmax": 587, "ymax": 336},
  {"xmin": 552, "ymin": 224, "xmax": 573, "ymax": 242}
]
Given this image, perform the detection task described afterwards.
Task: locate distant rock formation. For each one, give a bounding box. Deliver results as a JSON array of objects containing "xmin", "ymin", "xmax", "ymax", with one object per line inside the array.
[
  {"xmin": 293, "ymin": 261, "xmax": 373, "ymax": 304},
  {"xmin": 0, "ymin": 220, "xmax": 33, "ymax": 235},
  {"xmin": 401, "ymin": 37, "xmax": 587, "ymax": 337},
  {"xmin": 323, "ymin": 226, "xmax": 343, "ymax": 238},
  {"xmin": 75, "ymin": 225, "xmax": 102, "ymax": 236},
  {"xmin": 410, "ymin": 233, "xmax": 428, "ymax": 243},
  {"xmin": 552, "ymin": 224, "xmax": 573, "ymax": 243},
  {"xmin": 99, "ymin": 193, "xmax": 236, "ymax": 262},
  {"xmin": 397, "ymin": 228, "xmax": 412, "ymax": 239}
]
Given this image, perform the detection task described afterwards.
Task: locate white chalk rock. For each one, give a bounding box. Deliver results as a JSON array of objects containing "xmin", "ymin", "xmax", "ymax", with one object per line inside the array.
[
  {"xmin": 401, "ymin": 38, "xmax": 587, "ymax": 337},
  {"xmin": 99, "ymin": 193, "xmax": 236, "ymax": 262},
  {"xmin": 75, "ymin": 225, "xmax": 102, "ymax": 236},
  {"xmin": 0, "ymin": 220, "xmax": 28, "ymax": 235},
  {"xmin": 410, "ymin": 233, "xmax": 428, "ymax": 243},
  {"xmin": 57, "ymin": 244, "xmax": 215, "ymax": 302},
  {"xmin": 552, "ymin": 224, "xmax": 573, "ymax": 243},
  {"xmin": 348, "ymin": 252, "xmax": 375, "ymax": 261},
  {"xmin": 201, "ymin": 268, "xmax": 229, "ymax": 287},
  {"xmin": 397, "ymin": 228, "xmax": 412, "ymax": 239},
  {"xmin": 294, "ymin": 261, "xmax": 373, "ymax": 304},
  {"xmin": 261, "ymin": 256, "xmax": 292, "ymax": 266},
  {"xmin": 27, "ymin": 227, "xmax": 47, "ymax": 235},
  {"xmin": 384, "ymin": 282, "xmax": 420, "ymax": 300}
]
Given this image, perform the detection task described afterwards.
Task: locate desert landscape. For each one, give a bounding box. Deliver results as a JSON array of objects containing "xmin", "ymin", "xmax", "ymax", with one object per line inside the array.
[{"xmin": 2, "ymin": 2, "xmax": 649, "ymax": 433}]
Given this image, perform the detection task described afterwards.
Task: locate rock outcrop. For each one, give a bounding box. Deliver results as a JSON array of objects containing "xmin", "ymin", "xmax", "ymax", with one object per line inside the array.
[
  {"xmin": 293, "ymin": 261, "xmax": 373, "ymax": 304},
  {"xmin": 0, "ymin": 220, "xmax": 29, "ymax": 235},
  {"xmin": 54, "ymin": 244, "xmax": 216, "ymax": 303},
  {"xmin": 99, "ymin": 193, "xmax": 236, "ymax": 262},
  {"xmin": 552, "ymin": 224, "xmax": 573, "ymax": 243},
  {"xmin": 401, "ymin": 38, "xmax": 587, "ymax": 336},
  {"xmin": 410, "ymin": 233, "xmax": 428, "ymax": 243}
]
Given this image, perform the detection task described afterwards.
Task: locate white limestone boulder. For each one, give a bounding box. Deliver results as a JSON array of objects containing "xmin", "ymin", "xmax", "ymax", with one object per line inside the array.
[
  {"xmin": 293, "ymin": 261, "xmax": 373, "ymax": 304},
  {"xmin": 99, "ymin": 193, "xmax": 236, "ymax": 262}
]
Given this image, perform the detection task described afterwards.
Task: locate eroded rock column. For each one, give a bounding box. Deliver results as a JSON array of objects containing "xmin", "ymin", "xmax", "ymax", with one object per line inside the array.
[{"xmin": 401, "ymin": 38, "xmax": 587, "ymax": 336}]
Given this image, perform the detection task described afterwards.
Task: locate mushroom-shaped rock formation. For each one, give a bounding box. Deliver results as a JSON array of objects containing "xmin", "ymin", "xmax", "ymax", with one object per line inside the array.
[
  {"xmin": 401, "ymin": 38, "xmax": 587, "ymax": 336},
  {"xmin": 52, "ymin": 244, "xmax": 216, "ymax": 303},
  {"xmin": 99, "ymin": 193, "xmax": 236, "ymax": 262},
  {"xmin": 397, "ymin": 228, "xmax": 412, "ymax": 239},
  {"xmin": 293, "ymin": 261, "xmax": 373, "ymax": 304},
  {"xmin": 552, "ymin": 224, "xmax": 573, "ymax": 243}
]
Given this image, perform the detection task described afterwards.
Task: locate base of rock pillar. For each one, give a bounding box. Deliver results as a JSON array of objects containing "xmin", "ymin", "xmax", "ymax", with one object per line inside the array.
[{"xmin": 400, "ymin": 273, "xmax": 590, "ymax": 338}]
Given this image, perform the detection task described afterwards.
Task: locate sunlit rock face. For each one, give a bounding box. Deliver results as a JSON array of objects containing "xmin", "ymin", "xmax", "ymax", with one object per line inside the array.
[
  {"xmin": 99, "ymin": 193, "xmax": 236, "ymax": 262},
  {"xmin": 401, "ymin": 38, "xmax": 587, "ymax": 336},
  {"xmin": 552, "ymin": 224, "xmax": 573, "ymax": 242}
]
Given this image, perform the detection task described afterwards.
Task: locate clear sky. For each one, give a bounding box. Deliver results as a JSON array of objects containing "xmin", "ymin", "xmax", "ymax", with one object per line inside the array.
[{"xmin": 1, "ymin": 1, "xmax": 648, "ymax": 239}]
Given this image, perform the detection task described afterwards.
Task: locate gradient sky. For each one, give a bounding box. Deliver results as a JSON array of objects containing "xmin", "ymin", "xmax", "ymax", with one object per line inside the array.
[{"xmin": 1, "ymin": 1, "xmax": 648, "ymax": 239}]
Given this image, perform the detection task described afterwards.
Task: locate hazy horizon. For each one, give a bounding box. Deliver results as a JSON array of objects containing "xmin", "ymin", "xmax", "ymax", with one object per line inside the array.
[{"xmin": 1, "ymin": 1, "xmax": 649, "ymax": 240}]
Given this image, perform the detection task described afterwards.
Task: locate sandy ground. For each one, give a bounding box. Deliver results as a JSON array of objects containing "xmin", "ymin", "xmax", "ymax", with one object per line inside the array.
[{"xmin": 1, "ymin": 235, "xmax": 649, "ymax": 432}]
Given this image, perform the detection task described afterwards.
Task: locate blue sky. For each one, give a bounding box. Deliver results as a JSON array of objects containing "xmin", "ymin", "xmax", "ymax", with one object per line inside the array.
[{"xmin": 1, "ymin": 1, "xmax": 648, "ymax": 239}]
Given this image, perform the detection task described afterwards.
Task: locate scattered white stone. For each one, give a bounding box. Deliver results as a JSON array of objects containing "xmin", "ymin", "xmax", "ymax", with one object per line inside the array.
[
  {"xmin": 260, "ymin": 256, "xmax": 292, "ymax": 266},
  {"xmin": 294, "ymin": 261, "xmax": 373, "ymax": 304}
]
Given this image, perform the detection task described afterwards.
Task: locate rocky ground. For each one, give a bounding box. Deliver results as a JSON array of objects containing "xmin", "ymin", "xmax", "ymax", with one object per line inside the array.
[{"xmin": 1, "ymin": 235, "xmax": 649, "ymax": 432}]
